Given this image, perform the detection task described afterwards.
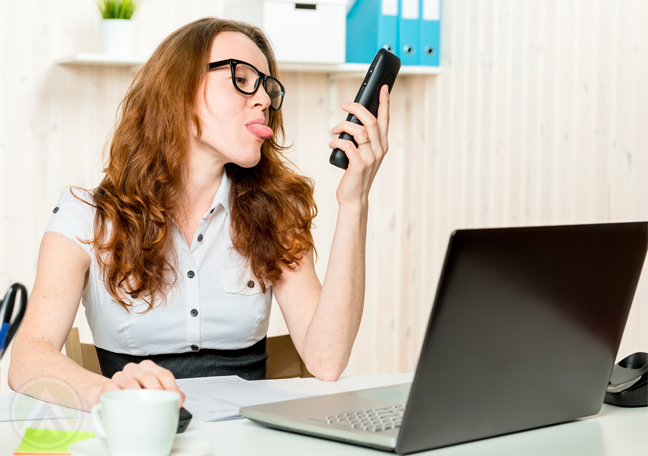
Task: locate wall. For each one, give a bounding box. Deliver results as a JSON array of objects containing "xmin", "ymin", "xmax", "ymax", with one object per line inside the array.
[{"xmin": 1, "ymin": 0, "xmax": 646, "ymax": 394}]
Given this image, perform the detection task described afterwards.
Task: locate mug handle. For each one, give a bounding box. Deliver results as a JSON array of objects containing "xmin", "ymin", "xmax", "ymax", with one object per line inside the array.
[{"xmin": 91, "ymin": 404, "xmax": 108, "ymax": 439}]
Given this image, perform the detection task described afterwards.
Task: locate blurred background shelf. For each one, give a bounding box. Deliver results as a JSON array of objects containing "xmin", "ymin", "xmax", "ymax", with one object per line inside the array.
[
  {"xmin": 56, "ymin": 53, "xmax": 148, "ymax": 67},
  {"xmin": 279, "ymin": 62, "xmax": 441, "ymax": 77},
  {"xmin": 55, "ymin": 53, "xmax": 442, "ymax": 75}
]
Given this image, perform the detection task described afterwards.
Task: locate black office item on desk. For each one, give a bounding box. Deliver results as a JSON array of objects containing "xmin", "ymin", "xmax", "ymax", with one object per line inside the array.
[
  {"xmin": 241, "ymin": 222, "xmax": 648, "ymax": 454},
  {"xmin": 177, "ymin": 406, "xmax": 193, "ymax": 433},
  {"xmin": 0, "ymin": 283, "xmax": 27, "ymax": 360},
  {"xmin": 604, "ymin": 352, "xmax": 647, "ymax": 407},
  {"xmin": 329, "ymin": 48, "xmax": 400, "ymax": 169}
]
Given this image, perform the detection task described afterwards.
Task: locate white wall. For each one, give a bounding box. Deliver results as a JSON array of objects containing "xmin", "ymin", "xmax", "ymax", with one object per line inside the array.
[{"xmin": 1, "ymin": 0, "xmax": 646, "ymax": 394}]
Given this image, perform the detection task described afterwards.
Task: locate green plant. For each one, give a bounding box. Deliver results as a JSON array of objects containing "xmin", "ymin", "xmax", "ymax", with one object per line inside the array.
[{"xmin": 97, "ymin": 0, "xmax": 138, "ymax": 20}]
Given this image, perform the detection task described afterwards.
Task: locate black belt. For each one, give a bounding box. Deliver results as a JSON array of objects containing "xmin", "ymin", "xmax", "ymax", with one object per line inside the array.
[{"xmin": 95, "ymin": 337, "xmax": 268, "ymax": 380}]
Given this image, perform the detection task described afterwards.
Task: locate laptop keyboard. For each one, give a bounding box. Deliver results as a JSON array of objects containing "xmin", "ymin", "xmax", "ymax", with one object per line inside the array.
[{"xmin": 309, "ymin": 404, "xmax": 405, "ymax": 432}]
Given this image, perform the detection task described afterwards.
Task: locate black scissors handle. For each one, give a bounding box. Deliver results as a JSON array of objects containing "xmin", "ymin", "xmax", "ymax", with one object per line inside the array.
[{"xmin": 0, "ymin": 283, "xmax": 28, "ymax": 350}]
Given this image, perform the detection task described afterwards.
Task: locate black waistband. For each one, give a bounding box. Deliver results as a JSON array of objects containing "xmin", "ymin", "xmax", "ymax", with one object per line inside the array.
[{"xmin": 94, "ymin": 337, "xmax": 268, "ymax": 380}]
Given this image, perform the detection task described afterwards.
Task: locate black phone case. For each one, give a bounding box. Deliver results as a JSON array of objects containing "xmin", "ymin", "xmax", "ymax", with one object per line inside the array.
[
  {"xmin": 177, "ymin": 406, "xmax": 192, "ymax": 433},
  {"xmin": 330, "ymin": 49, "xmax": 401, "ymax": 169}
]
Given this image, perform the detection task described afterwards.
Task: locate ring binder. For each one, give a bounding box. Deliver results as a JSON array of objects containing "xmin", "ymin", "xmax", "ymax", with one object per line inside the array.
[
  {"xmin": 346, "ymin": 0, "xmax": 399, "ymax": 64},
  {"xmin": 398, "ymin": 0, "xmax": 419, "ymax": 65},
  {"xmin": 418, "ymin": 0, "xmax": 441, "ymax": 66}
]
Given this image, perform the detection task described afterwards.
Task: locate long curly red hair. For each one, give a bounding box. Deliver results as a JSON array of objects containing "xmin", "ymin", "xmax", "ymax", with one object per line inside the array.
[{"xmin": 82, "ymin": 18, "xmax": 316, "ymax": 312}]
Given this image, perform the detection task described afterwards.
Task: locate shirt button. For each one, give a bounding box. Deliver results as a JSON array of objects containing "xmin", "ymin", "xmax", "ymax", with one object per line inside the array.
[
  {"xmin": 247, "ymin": 280, "xmax": 255, "ymax": 288},
  {"xmin": 197, "ymin": 234, "xmax": 203, "ymax": 242},
  {"xmin": 187, "ymin": 271, "xmax": 195, "ymax": 279},
  {"xmin": 191, "ymin": 345, "xmax": 199, "ymax": 351},
  {"xmin": 210, "ymin": 208, "xmax": 214, "ymax": 214},
  {"xmin": 53, "ymin": 207, "xmax": 59, "ymax": 213},
  {"xmin": 190, "ymin": 309, "xmax": 198, "ymax": 317}
]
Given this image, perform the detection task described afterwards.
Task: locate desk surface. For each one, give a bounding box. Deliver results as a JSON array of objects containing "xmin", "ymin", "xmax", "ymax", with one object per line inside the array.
[{"xmin": 1, "ymin": 373, "xmax": 646, "ymax": 455}]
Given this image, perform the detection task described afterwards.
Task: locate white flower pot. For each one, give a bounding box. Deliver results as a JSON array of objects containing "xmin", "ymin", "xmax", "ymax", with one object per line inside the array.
[{"xmin": 101, "ymin": 19, "xmax": 134, "ymax": 56}]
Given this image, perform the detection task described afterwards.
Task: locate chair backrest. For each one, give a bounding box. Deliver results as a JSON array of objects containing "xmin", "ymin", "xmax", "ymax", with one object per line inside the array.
[
  {"xmin": 64, "ymin": 327, "xmax": 103, "ymax": 376},
  {"xmin": 64, "ymin": 328, "xmax": 313, "ymax": 379},
  {"xmin": 265, "ymin": 334, "xmax": 314, "ymax": 379}
]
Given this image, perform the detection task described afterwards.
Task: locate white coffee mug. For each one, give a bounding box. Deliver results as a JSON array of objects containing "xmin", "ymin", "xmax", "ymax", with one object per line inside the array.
[{"xmin": 91, "ymin": 389, "xmax": 180, "ymax": 456}]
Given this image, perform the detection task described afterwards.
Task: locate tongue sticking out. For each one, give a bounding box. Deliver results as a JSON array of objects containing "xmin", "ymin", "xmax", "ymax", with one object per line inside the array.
[{"xmin": 247, "ymin": 124, "xmax": 274, "ymax": 140}]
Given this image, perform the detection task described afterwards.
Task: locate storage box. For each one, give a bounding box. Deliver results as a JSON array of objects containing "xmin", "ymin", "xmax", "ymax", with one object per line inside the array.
[{"xmin": 224, "ymin": 0, "xmax": 347, "ymax": 64}]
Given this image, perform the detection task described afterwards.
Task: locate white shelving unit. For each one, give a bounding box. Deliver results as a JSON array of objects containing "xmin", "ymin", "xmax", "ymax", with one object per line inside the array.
[
  {"xmin": 56, "ymin": 53, "xmax": 440, "ymax": 127},
  {"xmin": 56, "ymin": 53, "xmax": 149, "ymax": 68},
  {"xmin": 55, "ymin": 53, "xmax": 442, "ymax": 76},
  {"xmin": 279, "ymin": 62, "xmax": 441, "ymax": 76}
]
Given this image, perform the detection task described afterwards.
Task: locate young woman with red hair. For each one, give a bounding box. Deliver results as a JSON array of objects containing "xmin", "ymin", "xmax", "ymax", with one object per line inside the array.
[{"xmin": 8, "ymin": 17, "xmax": 391, "ymax": 412}]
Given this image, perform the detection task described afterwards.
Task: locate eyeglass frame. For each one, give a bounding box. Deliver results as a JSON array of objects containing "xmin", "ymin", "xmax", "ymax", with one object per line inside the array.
[{"xmin": 207, "ymin": 59, "xmax": 286, "ymax": 111}]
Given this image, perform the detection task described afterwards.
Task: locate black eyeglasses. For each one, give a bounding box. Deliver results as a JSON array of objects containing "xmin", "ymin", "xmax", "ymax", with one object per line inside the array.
[{"xmin": 208, "ymin": 59, "xmax": 286, "ymax": 111}]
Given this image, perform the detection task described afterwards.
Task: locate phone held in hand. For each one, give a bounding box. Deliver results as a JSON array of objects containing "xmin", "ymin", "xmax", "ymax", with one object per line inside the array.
[{"xmin": 329, "ymin": 49, "xmax": 401, "ymax": 170}]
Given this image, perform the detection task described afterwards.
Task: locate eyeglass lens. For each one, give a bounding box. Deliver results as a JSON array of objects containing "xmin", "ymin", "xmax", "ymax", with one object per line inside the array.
[{"xmin": 234, "ymin": 62, "xmax": 283, "ymax": 110}]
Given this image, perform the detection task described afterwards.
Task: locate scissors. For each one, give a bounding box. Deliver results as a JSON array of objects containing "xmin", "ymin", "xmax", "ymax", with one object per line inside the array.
[{"xmin": 0, "ymin": 283, "xmax": 27, "ymax": 359}]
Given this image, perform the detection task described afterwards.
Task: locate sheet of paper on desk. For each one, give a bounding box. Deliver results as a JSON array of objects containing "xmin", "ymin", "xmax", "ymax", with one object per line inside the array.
[
  {"xmin": 176, "ymin": 375, "xmax": 309, "ymax": 422},
  {"xmin": 0, "ymin": 392, "xmax": 90, "ymax": 422}
]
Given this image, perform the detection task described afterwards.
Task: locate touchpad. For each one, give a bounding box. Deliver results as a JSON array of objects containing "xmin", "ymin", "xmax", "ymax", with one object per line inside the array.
[{"xmin": 349, "ymin": 385, "xmax": 411, "ymax": 403}]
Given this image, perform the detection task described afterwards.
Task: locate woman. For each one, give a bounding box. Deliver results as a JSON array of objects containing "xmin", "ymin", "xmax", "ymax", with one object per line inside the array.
[{"xmin": 8, "ymin": 17, "xmax": 391, "ymax": 412}]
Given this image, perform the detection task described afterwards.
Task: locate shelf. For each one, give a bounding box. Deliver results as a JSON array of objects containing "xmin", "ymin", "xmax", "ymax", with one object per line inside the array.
[
  {"xmin": 56, "ymin": 53, "xmax": 148, "ymax": 67},
  {"xmin": 55, "ymin": 52, "xmax": 439, "ymax": 134},
  {"xmin": 55, "ymin": 54, "xmax": 441, "ymax": 76},
  {"xmin": 279, "ymin": 62, "xmax": 441, "ymax": 76}
]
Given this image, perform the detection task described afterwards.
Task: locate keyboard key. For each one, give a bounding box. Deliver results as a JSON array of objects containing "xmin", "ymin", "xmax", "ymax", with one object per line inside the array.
[{"xmin": 332, "ymin": 422, "xmax": 354, "ymax": 429}]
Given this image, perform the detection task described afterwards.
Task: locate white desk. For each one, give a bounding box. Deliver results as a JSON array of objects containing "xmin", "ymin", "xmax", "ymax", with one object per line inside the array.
[{"xmin": 1, "ymin": 373, "xmax": 646, "ymax": 455}]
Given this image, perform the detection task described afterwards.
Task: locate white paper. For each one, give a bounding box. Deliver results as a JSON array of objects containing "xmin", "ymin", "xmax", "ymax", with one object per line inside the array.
[
  {"xmin": 401, "ymin": 0, "xmax": 419, "ymax": 19},
  {"xmin": 176, "ymin": 376, "xmax": 309, "ymax": 422},
  {"xmin": 0, "ymin": 392, "xmax": 89, "ymax": 422},
  {"xmin": 2, "ymin": 377, "xmax": 308, "ymax": 423},
  {"xmin": 381, "ymin": 0, "xmax": 398, "ymax": 16},
  {"xmin": 423, "ymin": 0, "xmax": 440, "ymax": 21}
]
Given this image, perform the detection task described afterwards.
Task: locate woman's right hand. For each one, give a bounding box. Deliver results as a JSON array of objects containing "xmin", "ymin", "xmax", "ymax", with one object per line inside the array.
[{"xmin": 89, "ymin": 360, "xmax": 186, "ymax": 408}]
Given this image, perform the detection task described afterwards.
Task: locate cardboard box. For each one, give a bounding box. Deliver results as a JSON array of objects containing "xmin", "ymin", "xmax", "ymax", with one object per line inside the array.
[{"xmin": 224, "ymin": 0, "xmax": 347, "ymax": 64}]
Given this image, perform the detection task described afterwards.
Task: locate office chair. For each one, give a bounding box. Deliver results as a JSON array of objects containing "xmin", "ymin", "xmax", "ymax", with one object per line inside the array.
[{"xmin": 64, "ymin": 327, "xmax": 314, "ymax": 380}]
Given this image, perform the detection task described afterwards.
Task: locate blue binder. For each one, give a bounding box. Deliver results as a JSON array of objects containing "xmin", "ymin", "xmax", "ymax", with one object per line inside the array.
[
  {"xmin": 418, "ymin": 0, "xmax": 441, "ymax": 66},
  {"xmin": 397, "ymin": 0, "xmax": 419, "ymax": 65},
  {"xmin": 346, "ymin": 0, "xmax": 399, "ymax": 64}
]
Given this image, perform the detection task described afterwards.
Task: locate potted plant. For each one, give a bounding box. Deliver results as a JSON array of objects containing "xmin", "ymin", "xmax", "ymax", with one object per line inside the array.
[{"xmin": 98, "ymin": 0, "xmax": 138, "ymax": 56}]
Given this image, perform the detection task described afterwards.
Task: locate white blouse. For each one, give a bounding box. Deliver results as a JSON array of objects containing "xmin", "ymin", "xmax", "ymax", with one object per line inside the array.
[{"xmin": 46, "ymin": 171, "xmax": 272, "ymax": 355}]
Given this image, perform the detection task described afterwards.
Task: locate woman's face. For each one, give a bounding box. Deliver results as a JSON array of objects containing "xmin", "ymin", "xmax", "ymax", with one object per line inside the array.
[{"xmin": 192, "ymin": 31, "xmax": 273, "ymax": 168}]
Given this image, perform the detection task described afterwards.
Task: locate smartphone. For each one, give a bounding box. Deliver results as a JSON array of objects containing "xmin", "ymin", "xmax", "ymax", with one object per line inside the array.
[
  {"xmin": 177, "ymin": 406, "xmax": 192, "ymax": 433},
  {"xmin": 329, "ymin": 49, "xmax": 401, "ymax": 169}
]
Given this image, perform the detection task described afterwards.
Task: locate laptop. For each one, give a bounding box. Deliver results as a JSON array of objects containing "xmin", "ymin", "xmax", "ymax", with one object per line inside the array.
[{"xmin": 240, "ymin": 222, "xmax": 648, "ymax": 454}]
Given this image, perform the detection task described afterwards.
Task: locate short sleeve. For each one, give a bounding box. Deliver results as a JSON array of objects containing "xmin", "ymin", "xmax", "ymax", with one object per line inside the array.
[{"xmin": 45, "ymin": 189, "xmax": 96, "ymax": 257}]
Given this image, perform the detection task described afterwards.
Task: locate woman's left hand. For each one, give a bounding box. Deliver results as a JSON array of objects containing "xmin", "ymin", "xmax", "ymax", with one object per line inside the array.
[{"xmin": 329, "ymin": 84, "xmax": 390, "ymax": 210}]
